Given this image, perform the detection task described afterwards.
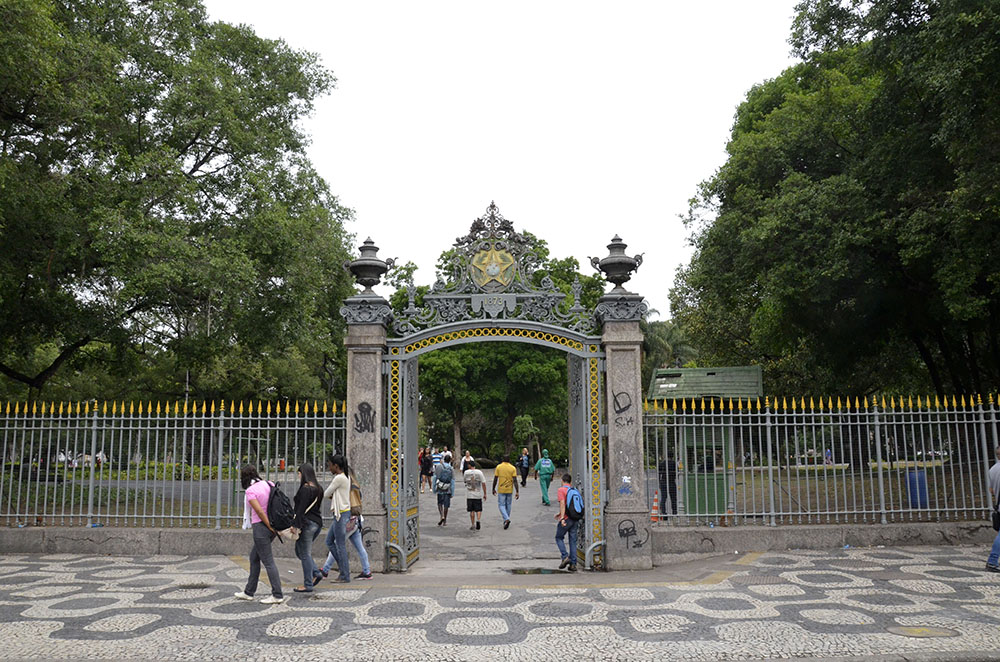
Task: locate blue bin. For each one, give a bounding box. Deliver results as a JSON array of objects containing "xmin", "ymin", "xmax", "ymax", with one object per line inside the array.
[{"xmin": 906, "ymin": 469, "xmax": 928, "ymax": 509}]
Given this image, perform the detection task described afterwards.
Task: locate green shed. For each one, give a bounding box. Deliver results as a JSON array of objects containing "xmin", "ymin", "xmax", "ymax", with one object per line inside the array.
[{"xmin": 646, "ymin": 366, "xmax": 763, "ymax": 521}]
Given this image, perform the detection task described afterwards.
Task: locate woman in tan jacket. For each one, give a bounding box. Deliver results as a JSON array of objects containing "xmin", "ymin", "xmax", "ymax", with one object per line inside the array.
[{"xmin": 323, "ymin": 454, "xmax": 352, "ymax": 583}]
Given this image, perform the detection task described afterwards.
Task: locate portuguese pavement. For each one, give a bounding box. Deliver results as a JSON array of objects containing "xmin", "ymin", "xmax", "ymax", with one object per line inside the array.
[{"xmin": 1, "ymin": 482, "xmax": 1000, "ymax": 660}]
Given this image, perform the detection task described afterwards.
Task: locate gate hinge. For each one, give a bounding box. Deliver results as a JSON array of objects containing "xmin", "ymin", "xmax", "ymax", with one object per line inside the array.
[
  {"xmin": 599, "ymin": 423, "xmax": 608, "ymax": 437},
  {"xmin": 382, "ymin": 361, "xmax": 390, "ymax": 375},
  {"xmin": 597, "ymin": 358, "xmax": 606, "ymax": 372}
]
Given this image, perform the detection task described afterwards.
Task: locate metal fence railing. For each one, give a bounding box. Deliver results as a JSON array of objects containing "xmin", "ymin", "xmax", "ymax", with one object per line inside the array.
[
  {"xmin": 643, "ymin": 395, "xmax": 1000, "ymax": 527},
  {"xmin": 0, "ymin": 400, "xmax": 346, "ymax": 528}
]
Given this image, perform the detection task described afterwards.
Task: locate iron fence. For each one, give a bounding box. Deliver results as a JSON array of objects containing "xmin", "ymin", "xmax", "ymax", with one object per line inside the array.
[
  {"xmin": 0, "ymin": 400, "xmax": 346, "ymax": 528},
  {"xmin": 643, "ymin": 395, "xmax": 1000, "ymax": 526}
]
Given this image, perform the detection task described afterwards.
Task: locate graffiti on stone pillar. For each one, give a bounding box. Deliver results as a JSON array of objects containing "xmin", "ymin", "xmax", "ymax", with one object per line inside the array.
[
  {"xmin": 354, "ymin": 402, "xmax": 376, "ymax": 433},
  {"xmin": 613, "ymin": 390, "xmax": 634, "ymax": 427},
  {"xmin": 617, "ymin": 519, "xmax": 649, "ymax": 549}
]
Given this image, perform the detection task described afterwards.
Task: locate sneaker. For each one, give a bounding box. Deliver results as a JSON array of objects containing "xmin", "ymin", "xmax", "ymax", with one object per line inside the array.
[
  {"xmin": 260, "ymin": 595, "xmax": 285, "ymax": 604},
  {"xmin": 233, "ymin": 591, "xmax": 254, "ymax": 601},
  {"xmin": 357, "ymin": 572, "xmax": 373, "ymax": 580},
  {"xmin": 470, "ymin": 525, "xmax": 476, "ymax": 530},
  {"xmin": 321, "ymin": 568, "xmax": 329, "ymax": 578},
  {"xmin": 986, "ymin": 564, "xmax": 1000, "ymax": 573},
  {"xmin": 567, "ymin": 565, "xmax": 577, "ymax": 572},
  {"xmin": 559, "ymin": 557, "xmax": 570, "ymax": 569},
  {"xmin": 503, "ymin": 519, "xmax": 510, "ymax": 529},
  {"xmin": 334, "ymin": 577, "xmax": 351, "ymax": 583},
  {"xmin": 476, "ymin": 521, "xmax": 480, "ymax": 530}
]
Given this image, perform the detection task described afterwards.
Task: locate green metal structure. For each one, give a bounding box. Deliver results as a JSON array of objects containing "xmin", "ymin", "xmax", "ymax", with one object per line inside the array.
[{"xmin": 647, "ymin": 366, "xmax": 763, "ymax": 520}]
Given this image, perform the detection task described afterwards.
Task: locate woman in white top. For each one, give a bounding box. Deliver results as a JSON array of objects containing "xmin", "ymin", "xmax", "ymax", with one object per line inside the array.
[
  {"xmin": 323, "ymin": 454, "xmax": 352, "ymax": 583},
  {"xmin": 460, "ymin": 450, "xmax": 475, "ymax": 472}
]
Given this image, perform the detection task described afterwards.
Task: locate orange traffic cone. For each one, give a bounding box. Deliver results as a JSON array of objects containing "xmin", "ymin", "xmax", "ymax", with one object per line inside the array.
[{"xmin": 651, "ymin": 488, "xmax": 660, "ymax": 522}]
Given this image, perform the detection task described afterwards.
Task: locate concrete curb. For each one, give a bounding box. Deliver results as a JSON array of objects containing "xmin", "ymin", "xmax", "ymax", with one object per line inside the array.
[
  {"xmin": 2, "ymin": 521, "xmax": 992, "ymax": 567},
  {"xmin": 651, "ymin": 521, "xmax": 993, "ymax": 564}
]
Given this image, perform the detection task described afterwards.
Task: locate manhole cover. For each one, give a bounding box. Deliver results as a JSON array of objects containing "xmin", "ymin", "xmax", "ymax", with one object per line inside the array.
[{"xmin": 886, "ymin": 626, "xmax": 959, "ymax": 638}]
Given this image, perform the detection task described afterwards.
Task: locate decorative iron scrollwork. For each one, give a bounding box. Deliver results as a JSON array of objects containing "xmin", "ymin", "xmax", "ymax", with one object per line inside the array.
[
  {"xmin": 391, "ymin": 202, "xmax": 598, "ymax": 336},
  {"xmin": 340, "ymin": 297, "xmax": 394, "ymax": 326}
]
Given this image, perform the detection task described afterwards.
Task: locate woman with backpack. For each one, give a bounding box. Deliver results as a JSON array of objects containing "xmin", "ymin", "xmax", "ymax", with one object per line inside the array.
[
  {"xmin": 234, "ymin": 465, "xmax": 285, "ymax": 604},
  {"xmin": 291, "ymin": 463, "xmax": 324, "ymax": 592},
  {"xmin": 323, "ymin": 454, "xmax": 352, "ymax": 583},
  {"xmin": 320, "ymin": 472, "xmax": 373, "ymax": 580}
]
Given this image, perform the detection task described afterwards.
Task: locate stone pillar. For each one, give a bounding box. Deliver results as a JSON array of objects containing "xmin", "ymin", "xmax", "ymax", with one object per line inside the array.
[
  {"xmin": 341, "ymin": 295, "xmax": 391, "ymax": 572},
  {"xmin": 598, "ymin": 297, "xmax": 652, "ymax": 570}
]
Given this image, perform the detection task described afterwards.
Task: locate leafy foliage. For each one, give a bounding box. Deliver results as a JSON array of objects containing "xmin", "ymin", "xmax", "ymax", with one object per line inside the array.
[
  {"xmin": 672, "ymin": 0, "xmax": 1000, "ymax": 395},
  {"xmin": 0, "ymin": 0, "xmax": 354, "ymax": 401}
]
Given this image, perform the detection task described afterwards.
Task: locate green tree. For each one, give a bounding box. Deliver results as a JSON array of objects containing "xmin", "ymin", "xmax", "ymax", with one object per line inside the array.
[
  {"xmin": 672, "ymin": 0, "xmax": 1000, "ymax": 395},
  {"xmin": 0, "ymin": 0, "xmax": 354, "ymax": 401}
]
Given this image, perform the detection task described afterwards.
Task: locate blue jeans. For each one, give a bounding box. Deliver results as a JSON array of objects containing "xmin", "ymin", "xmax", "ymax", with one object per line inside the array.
[
  {"xmin": 555, "ymin": 517, "xmax": 579, "ymax": 564},
  {"xmin": 324, "ymin": 518, "xmax": 371, "ymax": 576},
  {"xmin": 325, "ymin": 510, "xmax": 350, "ymax": 582},
  {"xmin": 497, "ymin": 492, "xmax": 513, "ymax": 521},
  {"xmin": 988, "ymin": 530, "xmax": 1000, "ymax": 567},
  {"xmin": 295, "ymin": 519, "xmax": 322, "ymax": 588}
]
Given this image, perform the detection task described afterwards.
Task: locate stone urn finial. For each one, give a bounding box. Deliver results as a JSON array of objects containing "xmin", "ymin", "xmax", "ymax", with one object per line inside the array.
[
  {"xmin": 344, "ymin": 238, "xmax": 395, "ymax": 294},
  {"xmin": 590, "ymin": 235, "xmax": 643, "ymax": 293}
]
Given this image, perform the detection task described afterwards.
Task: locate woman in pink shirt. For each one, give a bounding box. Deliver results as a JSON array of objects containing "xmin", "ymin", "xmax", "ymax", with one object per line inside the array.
[{"xmin": 233, "ymin": 465, "xmax": 284, "ymax": 604}]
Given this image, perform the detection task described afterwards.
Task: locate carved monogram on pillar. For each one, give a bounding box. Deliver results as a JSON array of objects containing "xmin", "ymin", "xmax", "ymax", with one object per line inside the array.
[{"xmin": 391, "ymin": 202, "xmax": 597, "ymax": 336}]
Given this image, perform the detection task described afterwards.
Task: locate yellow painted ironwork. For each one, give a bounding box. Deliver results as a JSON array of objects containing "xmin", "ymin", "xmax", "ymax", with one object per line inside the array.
[
  {"xmin": 401, "ymin": 327, "xmax": 585, "ymax": 355},
  {"xmin": 388, "ymin": 360, "xmax": 401, "ymax": 547},
  {"xmin": 588, "ymin": 357, "xmax": 603, "ymax": 546}
]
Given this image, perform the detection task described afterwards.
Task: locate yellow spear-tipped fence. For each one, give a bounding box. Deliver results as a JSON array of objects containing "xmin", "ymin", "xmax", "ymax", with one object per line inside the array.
[
  {"xmin": 0, "ymin": 400, "xmax": 348, "ymax": 529},
  {"xmin": 640, "ymin": 393, "xmax": 1000, "ymax": 528}
]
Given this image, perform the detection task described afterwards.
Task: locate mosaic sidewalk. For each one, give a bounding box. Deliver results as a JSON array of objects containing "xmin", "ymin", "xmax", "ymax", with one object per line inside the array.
[{"xmin": 1, "ymin": 546, "xmax": 999, "ymax": 660}]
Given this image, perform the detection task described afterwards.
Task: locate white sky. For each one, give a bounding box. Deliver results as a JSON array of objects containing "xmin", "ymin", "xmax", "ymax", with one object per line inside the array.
[{"xmin": 203, "ymin": 1, "xmax": 800, "ymax": 319}]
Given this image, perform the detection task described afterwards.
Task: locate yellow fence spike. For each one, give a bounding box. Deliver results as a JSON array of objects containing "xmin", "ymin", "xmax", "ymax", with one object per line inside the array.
[
  {"xmin": 934, "ymin": 395, "xmax": 940, "ymax": 408},
  {"xmin": 209, "ymin": 400, "xmax": 214, "ymax": 414},
  {"xmin": 111, "ymin": 401, "xmax": 117, "ymax": 415},
  {"xmin": 977, "ymin": 394, "xmax": 983, "ymax": 406},
  {"xmin": 4, "ymin": 401, "xmax": 9, "ymax": 415},
  {"xmin": 267, "ymin": 401, "xmax": 272, "ymax": 415},
  {"xmin": 293, "ymin": 400, "xmax": 298, "ymax": 415},
  {"xmin": 321, "ymin": 400, "xmax": 327, "ymax": 414},
  {"xmin": 950, "ymin": 395, "xmax": 957, "ymax": 408},
  {"xmin": 960, "ymin": 394, "xmax": 966, "ymax": 408},
  {"xmin": 31, "ymin": 401, "xmax": 36, "ymax": 415}
]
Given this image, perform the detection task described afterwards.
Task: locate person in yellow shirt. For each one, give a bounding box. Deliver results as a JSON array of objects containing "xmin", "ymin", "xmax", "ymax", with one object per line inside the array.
[{"xmin": 491, "ymin": 457, "xmax": 520, "ymax": 529}]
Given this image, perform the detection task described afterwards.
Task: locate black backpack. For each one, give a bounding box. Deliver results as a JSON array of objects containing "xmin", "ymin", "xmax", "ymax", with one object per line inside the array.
[
  {"xmin": 565, "ymin": 486, "xmax": 585, "ymax": 521},
  {"xmin": 267, "ymin": 482, "xmax": 296, "ymax": 534}
]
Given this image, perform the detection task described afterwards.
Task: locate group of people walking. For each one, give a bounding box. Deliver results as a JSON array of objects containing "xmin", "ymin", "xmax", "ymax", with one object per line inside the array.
[
  {"xmin": 234, "ymin": 454, "xmax": 372, "ymax": 605},
  {"xmin": 422, "ymin": 446, "xmax": 584, "ymax": 571}
]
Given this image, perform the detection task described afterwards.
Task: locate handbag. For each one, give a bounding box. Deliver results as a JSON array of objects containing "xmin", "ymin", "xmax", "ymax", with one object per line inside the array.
[{"xmin": 993, "ymin": 492, "xmax": 1000, "ymax": 532}]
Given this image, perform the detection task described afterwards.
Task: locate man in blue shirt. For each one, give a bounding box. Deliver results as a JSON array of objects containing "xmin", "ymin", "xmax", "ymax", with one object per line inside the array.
[{"xmin": 518, "ymin": 448, "xmax": 531, "ymax": 487}]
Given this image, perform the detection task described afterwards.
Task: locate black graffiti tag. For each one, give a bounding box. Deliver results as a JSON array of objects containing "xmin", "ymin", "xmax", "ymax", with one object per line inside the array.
[
  {"xmin": 617, "ymin": 518, "xmax": 649, "ymax": 549},
  {"xmin": 613, "ymin": 391, "xmax": 632, "ymax": 415},
  {"xmin": 354, "ymin": 402, "xmax": 376, "ymax": 433}
]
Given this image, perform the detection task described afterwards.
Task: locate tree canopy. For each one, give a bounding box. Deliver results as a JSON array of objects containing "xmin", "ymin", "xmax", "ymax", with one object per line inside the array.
[
  {"xmin": 0, "ymin": 0, "xmax": 354, "ymax": 402},
  {"xmin": 671, "ymin": 0, "xmax": 1000, "ymax": 396}
]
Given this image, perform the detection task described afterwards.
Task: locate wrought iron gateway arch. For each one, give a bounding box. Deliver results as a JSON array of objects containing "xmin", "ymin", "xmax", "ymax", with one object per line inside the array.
[{"xmin": 340, "ymin": 203, "xmax": 651, "ymax": 572}]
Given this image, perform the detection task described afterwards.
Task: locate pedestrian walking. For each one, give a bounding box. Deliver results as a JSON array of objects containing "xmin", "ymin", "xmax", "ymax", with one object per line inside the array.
[
  {"xmin": 234, "ymin": 465, "xmax": 284, "ymax": 604},
  {"xmin": 657, "ymin": 451, "xmax": 678, "ymax": 516},
  {"xmin": 518, "ymin": 448, "xmax": 531, "ymax": 487},
  {"xmin": 434, "ymin": 452, "xmax": 455, "ymax": 526},
  {"xmin": 533, "ymin": 449, "xmax": 556, "ymax": 505},
  {"xmin": 492, "ymin": 456, "xmax": 519, "ymax": 529},
  {"xmin": 420, "ymin": 447, "xmax": 434, "ymax": 493},
  {"xmin": 322, "ymin": 510, "xmax": 373, "ymax": 580},
  {"xmin": 432, "ymin": 447, "xmax": 443, "ymax": 469},
  {"xmin": 986, "ymin": 445, "xmax": 1000, "ymax": 573},
  {"xmin": 291, "ymin": 463, "xmax": 324, "ymax": 593},
  {"xmin": 463, "ymin": 460, "xmax": 487, "ymax": 530},
  {"xmin": 460, "ymin": 450, "xmax": 475, "ymax": 472},
  {"xmin": 323, "ymin": 454, "xmax": 352, "ymax": 583},
  {"xmin": 555, "ymin": 473, "xmax": 583, "ymax": 572}
]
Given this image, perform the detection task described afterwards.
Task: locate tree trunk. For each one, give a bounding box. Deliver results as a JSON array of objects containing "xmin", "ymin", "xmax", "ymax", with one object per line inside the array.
[
  {"xmin": 451, "ymin": 414, "xmax": 462, "ymax": 468},
  {"xmin": 503, "ymin": 410, "xmax": 515, "ymax": 460}
]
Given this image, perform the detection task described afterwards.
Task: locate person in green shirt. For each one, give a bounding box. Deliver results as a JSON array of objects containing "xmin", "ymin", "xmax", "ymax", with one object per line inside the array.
[{"xmin": 533, "ymin": 449, "xmax": 556, "ymax": 506}]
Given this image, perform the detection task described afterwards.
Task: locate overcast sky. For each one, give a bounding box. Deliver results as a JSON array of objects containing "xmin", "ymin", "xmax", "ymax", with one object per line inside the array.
[{"xmin": 203, "ymin": 1, "xmax": 800, "ymax": 319}]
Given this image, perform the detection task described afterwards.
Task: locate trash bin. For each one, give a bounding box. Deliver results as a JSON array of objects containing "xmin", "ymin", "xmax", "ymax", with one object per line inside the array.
[{"xmin": 906, "ymin": 469, "xmax": 928, "ymax": 509}]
